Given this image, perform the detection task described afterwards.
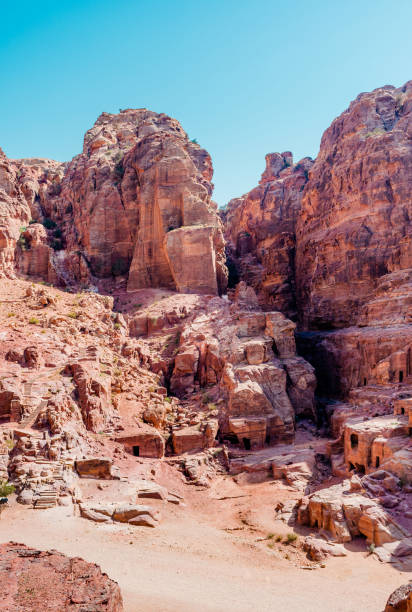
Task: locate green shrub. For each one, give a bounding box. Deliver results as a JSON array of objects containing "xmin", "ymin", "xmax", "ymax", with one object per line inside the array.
[
  {"xmin": 51, "ymin": 238, "xmax": 63, "ymax": 251},
  {"xmin": 42, "ymin": 218, "xmax": 57, "ymax": 230},
  {"xmin": 0, "ymin": 481, "xmax": 15, "ymax": 497},
  {"xmin": 17, "ymin": 235, "xmax": 27, "ymax": 250},
  {"xmin": 286, "ymin": 532, "xmax": 298, "ymax": 543},
  {"xmin": 67, "ymin": 311, "xmax": 79, "ymax": 319},
  {"xmin": 364, "ymin": 128, "xmax": 385, "ymax": 139},
  {"xmin": 190, "ymin": 138, "xmax": 198, "ymax": 144},
  {"xmin": 29, "ymin": 317, "xmax": 39, "ymax": 325},
  {"xmin": 114, "ymin": 161, "xmax": 125, "ymax": 180}
]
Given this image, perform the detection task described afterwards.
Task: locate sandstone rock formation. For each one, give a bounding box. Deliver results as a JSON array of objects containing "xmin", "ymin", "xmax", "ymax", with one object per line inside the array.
[
  {"xmin": 167, "ymin": 282, "xmax": 316, "ymax": 449},
  {"xmin": 298, "ymin": 326, "xmax": 412, "ymax": 398},
  {"xmin": 0, "ymin": 151, "xmax": 65, "ymax": 282},
  {"xmin": 223, "ymin": 82, "xmax": 412, "ymax": 411},
  {"xmin": 385, "ymin": 582, "xmax": 412, "ymax": 612},
  {"xmin": 223, "ymin": 152, "xmax": 313, "ymax": 319},
  {"xmin": 296, "ymin": 82, "xmax": 412, "ymax": 330},
  {"xmin": 1, "ymin": 84, "xmax": 412, "ymax": 601},
  {"xmin": 80, "ymin": 502, "xmax": 160, "ymax": 527},
  {"xmin": 0, "ymin": 542, "xmax": 123, "ymax": 610},
  {"xmin": 0, "ymin": 148, "xmax": 31, "ymax": 279},
  {"xmin": 1, "ymin": 111, "xmax": 227, "ymax": 295}
]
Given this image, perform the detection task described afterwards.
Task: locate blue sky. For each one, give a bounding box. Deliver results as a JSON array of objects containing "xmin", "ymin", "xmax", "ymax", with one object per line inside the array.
[{"xmin": 1, "ymin": 0, "xmax": 412, "ymax": 206}]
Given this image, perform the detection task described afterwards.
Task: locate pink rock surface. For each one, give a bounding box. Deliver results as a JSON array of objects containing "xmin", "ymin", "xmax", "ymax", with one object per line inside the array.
[{"xmin": 0, "ymin": 541, "xmax": 123, "ymax": 611}]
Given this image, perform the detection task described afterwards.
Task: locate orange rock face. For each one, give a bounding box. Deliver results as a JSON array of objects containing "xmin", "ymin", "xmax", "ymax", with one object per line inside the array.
[
  {"xmin": 224, "ymin": 81, "xmax": 412, "ymax": 407},
  {"xmin": 296, "ymin": 82, "xmax": 412, "ymax": 330},
  {"xmin": 45, "ymin": 110, "xmax": 226, "ymax": 294},
  {"xmin": 0, "ymin": 151, "xmax": 65, "ymax": 282},
  {"xmin": 223, "ymin": 152, "xmax": 313, "ymax": 319},
  {"xmin": 1, "ymin": 111, "xmax": 227, "ymax": 295},
  {"xmin": 168, "ymin": 283, "xmax": 316, "ymax": 448}
]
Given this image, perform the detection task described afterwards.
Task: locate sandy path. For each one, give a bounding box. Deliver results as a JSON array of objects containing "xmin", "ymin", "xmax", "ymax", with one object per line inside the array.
[{"xmin": 0, "ymin": 501, "xmax": 408, "ymax": 612}]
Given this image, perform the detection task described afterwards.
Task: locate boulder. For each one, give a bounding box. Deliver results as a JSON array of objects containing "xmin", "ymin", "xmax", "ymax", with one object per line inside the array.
[
  {"xmin": 0, "ymin": 542, "xmax": 123, "ymax": 610},
  {"xmin": 135, "ymin": 480, "xmax": 168, "ymax": 500},
  {"xmin": 385, "ymin": 583, "xmax": 412, "ymax": 612},
  {"xmin": 75, "ymin": 458, "xmax": 118, "ymax": 480},
  {"xmin": 80, "ymin": 503, "xmax": 160, "ymax": 527},
  {"xmin": 303, "ymin": 536, "xmax": 347, "ymax": 561}
]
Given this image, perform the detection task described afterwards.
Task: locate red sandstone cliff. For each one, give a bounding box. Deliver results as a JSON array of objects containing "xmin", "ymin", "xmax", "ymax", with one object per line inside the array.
[
  {"xmin": 223, "ymin": 152, "xmax": 313, "ymax": 319},
  {"xmin": 1, "ymin": 110, "xmax": 227, "ymax": 295},
  {"xmin": 296, "ymin": 82, "xmax": 412, "ymax": 330},
  {"xmin": 224, "ymin": 81, "xmax": 412, "ymax": 398}
]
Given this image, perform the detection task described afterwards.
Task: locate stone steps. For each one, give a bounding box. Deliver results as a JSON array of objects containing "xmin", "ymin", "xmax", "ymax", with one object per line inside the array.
[
  {"xmin": 20, "ymin": 399, "xmax": 47, "ymax": 428},
  {"xmin": 33, "ymin": 489, "xmax": 58, "ymax": 509}
]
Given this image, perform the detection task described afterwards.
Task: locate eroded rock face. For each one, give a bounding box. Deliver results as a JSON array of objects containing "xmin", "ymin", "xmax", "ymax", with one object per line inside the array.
[
  {"xmin": 168, "ymin": 283, "xmax": 316, "ymax": 448},
  {"xmin": 298, "ymin": 326, "xmax": 412, "ymax": 398},
  {"xmin": 296, "ymin": 81, "xmax": 412, "ymax": 330},
  {"xmin": 297, "ymin": 480, "xmax": 406, "ymax": 545},
  {"xmin": 1, "ymin": 111, "xmax": 227, "ymax": 294},
  {"xmin": 43, "ymin": 110, "xmax": 226, "ymax": 294},
  {"xmin": 223, "ymin": 82, "xmax": 412, "ymax": 412},
  {"xmin": 385, "ymin": 583, "xmax": 412, "ymax": 612},
  {"xmin": 0, "ymin": 542, "xmax": 123, "ymax": 611},
  {"xmin": 223, "ymin": 152, "xmax": 313, "ymax": 319},
  {"xmin": 0, "ymin": 150, "xmax": 66, "ymax": 283},
  {"xmin": 0, "ymin": 148, "xmax": 31, "ymax": 279}
]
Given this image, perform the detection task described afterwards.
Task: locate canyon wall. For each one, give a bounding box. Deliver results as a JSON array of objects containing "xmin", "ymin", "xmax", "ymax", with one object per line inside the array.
[
  {"xmin": 224, "ymin": 81, "xmax": 412, "ymax": 398},
  {"xmin": 223, "ymin": 152, "xmax": 313, "ymax": 320},
  {"xmin": 296, "ymin": 82, "xmax": 412, "ymax": 330},
  {"xmin": 3, "ymin": 85, "xmax": 412, "ymax": 400}
]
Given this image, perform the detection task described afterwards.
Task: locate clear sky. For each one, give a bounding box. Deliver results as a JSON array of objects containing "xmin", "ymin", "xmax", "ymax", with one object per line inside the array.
[{"xmin": 1, "ymin": 0, "xmax": 412, "ymax": 206}]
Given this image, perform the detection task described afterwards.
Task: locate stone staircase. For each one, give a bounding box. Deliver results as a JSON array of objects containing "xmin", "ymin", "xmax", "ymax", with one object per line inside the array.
[
  {"xmin": 33, "ymin": 486, "xmax": 58, "ymax": 509},
  {"xmin": 31, "ymin": 460, "xmax": 66, "ymax": 509},
  {"xmin": 19, "ymin": 400, "xmax": 46, "ymax": 429},
  {"xmin": 33, "ymin": 459, "xmax": 65, "ymax": 482}
]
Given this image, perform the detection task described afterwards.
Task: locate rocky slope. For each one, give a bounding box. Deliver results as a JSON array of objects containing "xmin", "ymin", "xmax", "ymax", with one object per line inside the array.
[
  {"xmin": 0, "ymin": 542, "xmax": 123, "ymax": 610},
  {"xmin": 224, "ymin": 81, "xmax": 412, "ymax": 331},
  {"xmin": 221, "ymin": 81, "xmax": 412, "ymax": 565}
]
